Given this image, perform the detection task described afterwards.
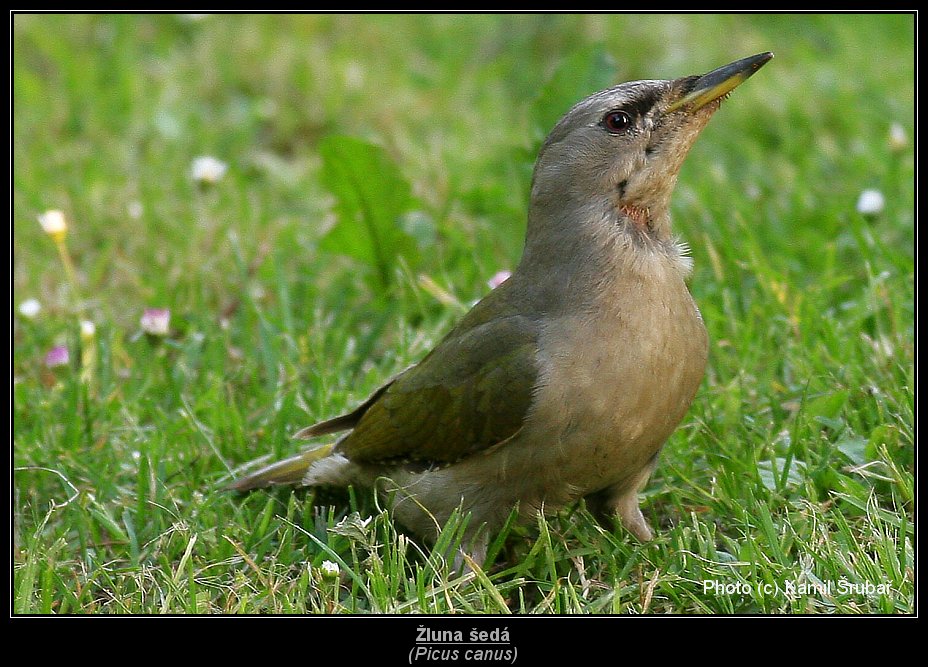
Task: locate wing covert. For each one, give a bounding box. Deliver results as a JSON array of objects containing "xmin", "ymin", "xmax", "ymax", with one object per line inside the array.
[{"xmin": 337, "ymin": 314, "xmax": 541, "ymax": 465}]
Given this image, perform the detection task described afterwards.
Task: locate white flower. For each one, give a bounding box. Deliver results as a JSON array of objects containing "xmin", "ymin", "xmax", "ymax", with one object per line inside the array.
[
  {"xmin": 38, "ymin": 210, "xmax": 68, "ymax": 239},
  {"xmin": 320, "ymin": 560, "xmax": 340, "ymax": 578},
  {"xmin": 190, "ymin": 156, "xmax": 228, "ymax": 184},
  {"xmin": 888, "ymin": 123, "xmax": 908, "ymax": 152},
  {"xmin": 141, "ymin": 308, "xmax": 171, "ymax": 336},
  {"xmin": 249, "ymin": 284, "xmax": 266, "ymax": 301},
  {"xmin": 80, "ymin": 320, "xmax": 96, "ymax": 340},
  {"xmin": 127, "ymin": 201, "xmax": 144, "ymax": 220},
  {"xmin": 344, "ymin": 62, "xmax": 365, "ymax": 89},
  {"xmin": 18, "ymin": 299, "xmax": 41, "ymax": 319},
  {"xmin": 856, "ymin": 189, "xmax": 885, "ymax": 216}
]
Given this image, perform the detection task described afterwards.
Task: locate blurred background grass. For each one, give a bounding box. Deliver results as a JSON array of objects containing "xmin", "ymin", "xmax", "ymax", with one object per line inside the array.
[{"xmin": 13, "ymin": 13, "xmax": 914, "ymax": 615}]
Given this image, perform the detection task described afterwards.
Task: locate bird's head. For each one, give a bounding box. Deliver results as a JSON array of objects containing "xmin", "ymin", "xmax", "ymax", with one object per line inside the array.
[{"xmin": 527, "ymin": 53, "xmax": 773, "ymax": 248}]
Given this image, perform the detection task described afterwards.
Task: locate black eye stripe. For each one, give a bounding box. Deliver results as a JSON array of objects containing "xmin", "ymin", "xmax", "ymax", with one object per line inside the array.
[
  {"xmin": 623, "ymin": 89, "xmax": 661, "ymax": 119},
  {"xmin": 601, "ymin": 89, "xmax": 662, "ymax": 130}
]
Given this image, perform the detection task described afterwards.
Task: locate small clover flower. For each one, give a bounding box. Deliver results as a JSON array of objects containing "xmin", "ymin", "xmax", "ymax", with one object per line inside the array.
[
  {"xmin": 141, "ymin": 308, "xmax": 171, "ymax": 336},
  {"xmin": 44, "ymin": 345, "xmax": 70, "ymax": 368}
]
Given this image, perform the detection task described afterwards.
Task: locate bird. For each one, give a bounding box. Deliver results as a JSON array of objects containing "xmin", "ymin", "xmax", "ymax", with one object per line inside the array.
[{"xmin": 229, "ymin": 52, "xmax": 774, "ymax": 566}]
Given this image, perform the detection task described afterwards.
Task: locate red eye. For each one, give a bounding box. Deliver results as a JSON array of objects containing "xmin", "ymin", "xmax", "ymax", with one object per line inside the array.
[{"xmin": 603, "ymin": 110, "xmax": 632, "ymax": 133}]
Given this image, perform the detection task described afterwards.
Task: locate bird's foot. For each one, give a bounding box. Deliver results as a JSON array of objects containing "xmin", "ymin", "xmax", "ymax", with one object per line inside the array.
[{"xmin": 614, "ymin": 495, "xmax": 654, "ymax": 542}]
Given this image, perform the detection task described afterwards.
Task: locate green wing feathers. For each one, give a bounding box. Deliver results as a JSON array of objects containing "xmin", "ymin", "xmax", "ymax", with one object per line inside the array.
[
  {"xmin": 338, "ymin": 314, "xmax": 541, "ymax": 464},
  {"xmin": 292, "ymin": 378, "xmax": 396, "ymax": 439}
]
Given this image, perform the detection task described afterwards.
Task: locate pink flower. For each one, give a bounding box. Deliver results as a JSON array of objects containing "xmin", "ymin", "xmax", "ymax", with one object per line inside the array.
[
  {"xmin": 141, "ymin": 308, "xmax": 171, "ymax": 336},
  {"xmin": 487, "ymin": 270, "xmax": 512, "ymax": 290},
  {"xmin": 44, "ymin": 345, "xmax": 70, "ymax": 368}
]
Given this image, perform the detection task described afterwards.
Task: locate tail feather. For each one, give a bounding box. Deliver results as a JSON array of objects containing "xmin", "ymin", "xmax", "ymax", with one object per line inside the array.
[{"xmin": 226, "ymin": 443, "xmax": 335, "ymax": 492}]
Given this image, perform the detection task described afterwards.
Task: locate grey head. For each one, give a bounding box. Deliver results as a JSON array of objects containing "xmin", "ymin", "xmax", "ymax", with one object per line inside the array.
[{"xmin": 524, "ymin": 53, "xmax": 773, "ymax": 267}]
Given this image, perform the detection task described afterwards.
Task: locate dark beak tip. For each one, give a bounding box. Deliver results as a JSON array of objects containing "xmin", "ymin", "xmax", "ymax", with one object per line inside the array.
[
  {"xmin": 727, "ymin": 51, "xmax": 775, "ymax": 76},
  {"xmin": 755, "ymin": 51, "xmax": 775, "ymax": 67},
  {"xmin": 667, "ymin": 51, "xmax": 774, "ymax": 113},
  {"xmin": 703, "ymin": 51, "xmax": 775, "ymax": 86}
]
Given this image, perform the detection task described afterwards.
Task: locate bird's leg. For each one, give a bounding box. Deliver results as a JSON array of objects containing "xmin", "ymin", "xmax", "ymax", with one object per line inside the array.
[
  {"xmin": 610, "ymin": 486, "xmax": 654, "ymax": 542},
  {"xmin": 453, "ymin": 532, "xmax": 489, "ymax": 574},
  {"xmin": 591, "ymin": 455, "xmax": 659, "ymax": 541}
]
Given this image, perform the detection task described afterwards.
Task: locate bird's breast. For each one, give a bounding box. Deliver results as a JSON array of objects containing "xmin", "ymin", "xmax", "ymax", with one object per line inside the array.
[{"xmin": 524, "ymin": 267, "xmax": 708, "ymax": 496}]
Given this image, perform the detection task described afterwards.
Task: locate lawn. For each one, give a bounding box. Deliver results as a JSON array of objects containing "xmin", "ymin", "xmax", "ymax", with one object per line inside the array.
[{"xmin": 13, "ymin": 14, "xmax": 914, "ymax": 617}]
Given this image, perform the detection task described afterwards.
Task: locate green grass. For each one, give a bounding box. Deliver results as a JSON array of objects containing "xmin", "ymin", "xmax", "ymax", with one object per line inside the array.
[{"xmin": 13, "ymin": 13, "xmax": 914, "ymax": 615}]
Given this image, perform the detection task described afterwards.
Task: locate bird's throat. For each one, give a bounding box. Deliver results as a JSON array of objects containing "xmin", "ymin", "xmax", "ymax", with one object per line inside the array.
[{"xmin": 620, "ymin": 203, "xmax": 651, "ymax": 231}]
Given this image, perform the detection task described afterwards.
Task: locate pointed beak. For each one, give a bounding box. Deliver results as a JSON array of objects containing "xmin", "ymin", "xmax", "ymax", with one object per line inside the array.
[{"xmin": 666, "ymin": 52, "xmax": 773, "ymax": 113}]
